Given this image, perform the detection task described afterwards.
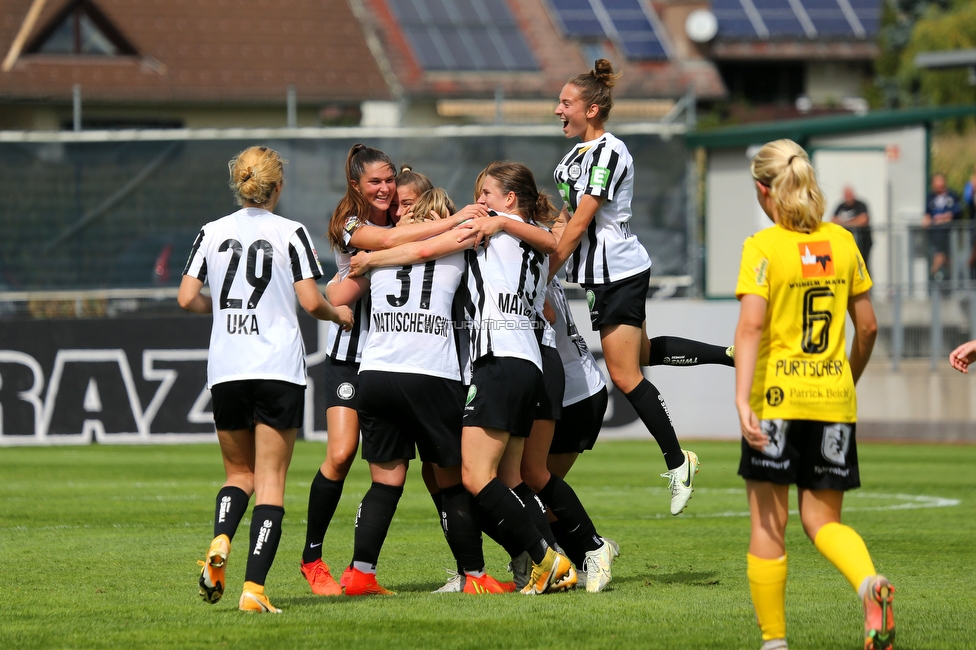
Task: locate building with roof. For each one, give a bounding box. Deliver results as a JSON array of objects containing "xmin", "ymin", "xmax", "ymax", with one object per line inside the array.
[
  {"xmin": 0, "ymin": 0, "xmax": 391, "ymax": 130},
  {"xmin": 1, "ymin": 0, "xmax": 883, "ymax": 130}
]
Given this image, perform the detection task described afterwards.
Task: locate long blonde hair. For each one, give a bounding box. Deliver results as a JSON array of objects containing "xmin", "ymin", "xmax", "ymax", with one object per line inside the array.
[
  {"xmin": 750, "ymin": 139, "xmax": 825, "ymax": 233},
  {"xmin": 400, "ymin": 187, "xmax": 456, "ymax": 224},
  {"xmin": 228, "ymin": 146, "xmax": 284, "ymax": 206}
]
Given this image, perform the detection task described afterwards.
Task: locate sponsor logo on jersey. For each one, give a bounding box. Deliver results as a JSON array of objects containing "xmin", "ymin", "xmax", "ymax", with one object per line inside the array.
[
  {"xmin": 821, "ymin": 423, "xmax": 851, "ymax": 465},
  {"xmin": 798, "ymin": 241, "xmax": 834, "ymax": 277},
  {"xmin": 557, "ymin": 182, "xmax": 572, "ymax": 208},
  {"xmin": 856, "ymin": 252, "xmax": 867, "ymax": 281},
  {"xmin": 568, "ymin": 163, "xmax": 582, "ymax": 180},
  {"xmin": 765, "ymin": 386, "xmax": 784, "ymax": 406},
  {"xmin": 754, "ymin": 258, "xmax": 768, "ymax": 286},
  {"xmin": 337, "ymin": 382, "xmax": 355, "ymax": 400},
  {"xmin": 465, "ymin": 385, "xmax": 477, "ymax": 407},
  {"xmin": 589, "ymin": 166, "xmax": 611, "ymax": 188}
]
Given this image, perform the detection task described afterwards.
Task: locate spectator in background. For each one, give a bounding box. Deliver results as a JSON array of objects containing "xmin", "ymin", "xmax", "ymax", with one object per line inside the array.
[
  {"xmin": 963, "ymin": 166, "xmax": 976, "ymax": 277},
  {"xmin": 964, "ymin": 164, "xmax": 976, "ymax": 219},
  {"xmin": 832, "ymin": 186, "xmax": 873, "ymax": 272},
  {"xmin": 922, "ymin": 173, "xmax": 961, "ymax": 283}
]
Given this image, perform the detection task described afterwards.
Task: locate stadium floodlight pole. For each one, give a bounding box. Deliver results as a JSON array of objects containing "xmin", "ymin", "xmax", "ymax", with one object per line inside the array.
[{"xmin": 73, "ymin": 84, "xmax": 82, "ymax": 132}]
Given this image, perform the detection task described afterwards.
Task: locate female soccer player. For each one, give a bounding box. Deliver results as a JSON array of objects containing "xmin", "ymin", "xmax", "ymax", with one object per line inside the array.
[
  {"xmin": 301, "ymin": 146, "xmax": 484, "ymax": 595},
  {"xmin": 351, "ymin": 161, "xmax": 576, "ymax": 595},
  {"xmin": 549, "ymin": 59, "xmax": 725, "ymax": 515},
  {"xmin": 180, "ymin": 145, "xmax": 354, "ymax": 613},
  {"xmin": 327, "ymin": 186, "xmax": 509, "ymax": 596},
  {"xmin": 734, "ymin": 139, "xmax": 894, "ymax": 650}
]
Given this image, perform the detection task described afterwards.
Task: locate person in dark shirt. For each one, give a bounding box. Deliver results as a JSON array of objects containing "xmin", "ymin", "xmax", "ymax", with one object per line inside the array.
[
  {"xmin": 923, "ymin": 173, "xmax": 961, "ymax": 282},
  {"xmin": 832, "ymin": 186, "xmax": 872, "ymax": 271}
]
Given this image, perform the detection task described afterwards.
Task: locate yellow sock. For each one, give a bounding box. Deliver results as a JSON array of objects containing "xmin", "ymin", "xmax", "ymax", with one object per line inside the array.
[
  {"xmin": 814, "ymin": 522, "xmax": 876, "ymax": 592},
  {"xmin": 747, "ymin": 553, "xmax": 787, "ymax": 642}
]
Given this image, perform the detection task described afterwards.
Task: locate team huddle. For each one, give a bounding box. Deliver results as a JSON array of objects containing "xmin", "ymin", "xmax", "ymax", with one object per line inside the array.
[{"xmin": 178, "ymin": 60, "xmax": 895, "ymax": 650}]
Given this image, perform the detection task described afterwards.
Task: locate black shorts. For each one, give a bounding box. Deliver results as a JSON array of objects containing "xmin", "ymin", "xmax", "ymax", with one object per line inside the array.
[
  {"xmin": 737, "ymin": 419, "xmax": 861, "ymax": 491},
  {"xmin": 582, "ymin": 269, "xmax": 649, "ymax": 330},
  {"xmin": 323, "ymin": 357, "xmax": 360, "ymax": 410},
  {"xmin": 210, "ymin": 379, "xmax": 305, "ymax": 431},
  {"xmin": 929, "ymin": 225, "xmax": 951, "ymax": 256},
  {"xmin": 357, "ymin": 371, "xmax": 464, "ymax": 466},
  {"xmin": 463, "ymin": 355, "xmax": 544, "ymax": 438},
  {"xmin": 534, "ymin": 345, "xmax": 565, "ymax": 422},
  {"xmin": 551, "ymin": 386, "xmax": 609, "ymax": 454}
]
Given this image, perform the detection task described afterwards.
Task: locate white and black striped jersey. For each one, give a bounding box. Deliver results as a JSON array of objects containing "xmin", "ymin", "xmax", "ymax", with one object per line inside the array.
[
  {"xmin": 533, "ymin": 254, "xmax": 557, "ymax": 350},
  {"xmin": 547, "ymin": 278, "xmax": 606, "ymax": 406},
  {"xmin": 461, "ymin": 212, "xmax": 548, "ymax": 371},
  {"xmin": 553, "ymin": 131, "xmax": 651, "ymax": 285},
  {"xmin": 324, "ymin": 216, "xmax": 391, "ymax": 363},
  {"xmin": 360, "ymin": 252, "xmax": 465, "ymax": 381},
  {"xmin": 182, "ymin": 207, "xmax": 324, "ymax": 387}
]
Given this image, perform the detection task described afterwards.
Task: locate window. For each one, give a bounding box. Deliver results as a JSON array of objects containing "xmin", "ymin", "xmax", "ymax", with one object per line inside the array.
[{"xmin": 26, "ymin": 0, "xmax": 136, "ymax": 57}]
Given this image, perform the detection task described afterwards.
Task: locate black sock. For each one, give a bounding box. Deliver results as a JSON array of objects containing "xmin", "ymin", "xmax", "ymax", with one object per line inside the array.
[
  {"xmin": 647, "ymin": 336, "xmax": 734, "ymax": 368},
  {"xmin": 243, "ymin": 504, "xmax": 284, "ymax": 586},
  {"xmin": 351, "ymin": 482, "xmax": 403, "ymax": 569},
  {"xmin": 473, "ymin": 500, "xmax": 524, "ymax": 558},
  {"xmin": 213, "ymin": 486, "xmax": 250, "ymax": 541},
  {"xmin": 302, "ymin": 471, "xmax": 344, "ymax": 564},
  {"xmin": 537, "ymin": 474, "xmax": 601, "ymax": 555},
  {"xmin": 475, "ymin": 478, "xmax": 547, "ymax": 564},
  {"xmin": 513, "ymin": 483, "xmax": 558, "ymax": 549},
  {"xmin": 625, "ymin": 379, "xmax": 684, "ymax": 470},
  {"xmin": 441, "ymin": 484, "xmax": 485, "ymax": 574},
  {"xmin": 550, "ymin": 519, "xmax": 585, "ymax": 569}
]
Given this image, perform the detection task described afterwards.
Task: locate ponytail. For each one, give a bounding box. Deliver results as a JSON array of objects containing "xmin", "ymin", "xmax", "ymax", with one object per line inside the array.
[{"xmin": 750, "ymin": 139, "xmax": 825, "ymax": 233}]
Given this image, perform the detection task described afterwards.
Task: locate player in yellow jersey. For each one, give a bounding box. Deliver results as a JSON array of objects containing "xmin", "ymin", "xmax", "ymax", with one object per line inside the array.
[{"xmin": 733, "ymin": 139, "xmax": 895, "ymax": 650}]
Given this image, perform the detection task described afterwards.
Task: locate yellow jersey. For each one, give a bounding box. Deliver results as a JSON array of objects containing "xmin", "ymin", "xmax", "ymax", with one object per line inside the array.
[{"xmin": 735, "ymin": 221, "xmax": 872, "ymax": 422}]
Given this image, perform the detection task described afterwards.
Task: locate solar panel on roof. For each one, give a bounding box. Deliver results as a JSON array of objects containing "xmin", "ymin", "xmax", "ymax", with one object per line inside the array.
[
  {"xmin": 387, "ymin": 0, "xmax": 538, "ymax": 71},
  {"xmin": 599, "ymin": 0, "xmax": 669, "ymax": 60},
  {"xmin": 547, "ymin": 0, "xmax": 669, "ymax": 60},
  {"xmin": 712, "ymin": 0, "xmax": 880, "ymax": 40},
  {"xmin": 548, "ymin": 0, "xmax": 605, "ymax": 37}
]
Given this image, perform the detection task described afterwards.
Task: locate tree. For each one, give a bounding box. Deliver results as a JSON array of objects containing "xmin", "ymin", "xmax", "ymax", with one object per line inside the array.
[{"xmin": 870, "ymin": 0, "xmax": 976, "ymax": 113}]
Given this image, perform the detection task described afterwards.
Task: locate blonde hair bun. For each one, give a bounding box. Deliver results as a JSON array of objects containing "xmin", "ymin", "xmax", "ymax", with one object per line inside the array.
[{"xmin": 228, "ymin": 146, "xmax": 285, "ymax": 206}]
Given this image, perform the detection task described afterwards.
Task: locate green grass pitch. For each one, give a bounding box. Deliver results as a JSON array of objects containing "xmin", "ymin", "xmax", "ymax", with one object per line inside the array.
[{"xmin": 2, "ymin": 439, "xmax": 975, "ymax": 649}]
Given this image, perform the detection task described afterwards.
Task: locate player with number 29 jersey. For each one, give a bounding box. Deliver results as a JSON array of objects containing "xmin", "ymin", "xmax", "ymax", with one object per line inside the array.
[
  {"xmin": 183, "ymin": 207, "xmax": 324, "ymax": 388},
  {"xmin": 735, "ymin": 221, "xmax": 871, "ymax": 423}
]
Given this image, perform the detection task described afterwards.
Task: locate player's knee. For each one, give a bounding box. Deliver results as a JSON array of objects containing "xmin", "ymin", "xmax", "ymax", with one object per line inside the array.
[
  {"xmin": 520, "ymin": 466, "xmax": 549, "ymax": 493},
  {"xmin": 606, "ymin": 366, "xmax": 642, "ymax": 393}
]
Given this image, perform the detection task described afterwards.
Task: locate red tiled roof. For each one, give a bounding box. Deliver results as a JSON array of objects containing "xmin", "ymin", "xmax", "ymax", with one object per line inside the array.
[{"xmin": 0, "ymin": 0, "xmax": 393, "ymax": 104}]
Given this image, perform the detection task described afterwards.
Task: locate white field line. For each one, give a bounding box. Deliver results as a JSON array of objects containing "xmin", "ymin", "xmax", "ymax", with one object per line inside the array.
[
  {"xmin": 0, "ymin": 489, "xmax": 959, "ymax": 531},
  {"xmin": 590, "ymin": 488, "xmax": 960, "ymax": 520}
]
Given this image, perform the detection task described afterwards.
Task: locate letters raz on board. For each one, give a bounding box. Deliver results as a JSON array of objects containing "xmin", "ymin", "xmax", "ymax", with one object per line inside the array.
[{"xmin": 0, "ymin": 309, "xmax": 641, "ymax": 445}]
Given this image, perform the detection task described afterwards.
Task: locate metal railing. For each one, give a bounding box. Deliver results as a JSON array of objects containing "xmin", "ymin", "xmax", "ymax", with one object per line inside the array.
[{"xmin": 861, "ymin": 221, "xmax": 976, "ymax": 368}]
